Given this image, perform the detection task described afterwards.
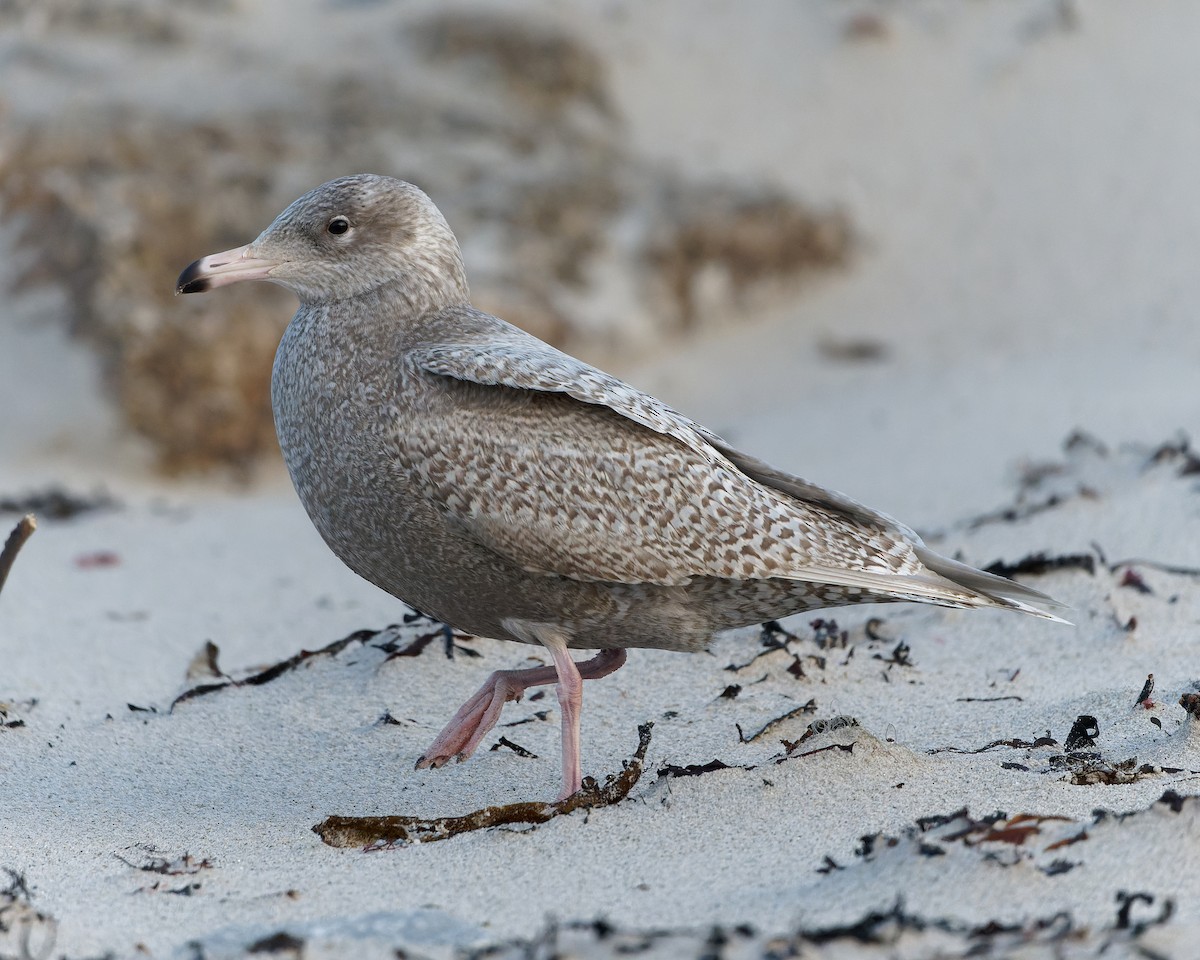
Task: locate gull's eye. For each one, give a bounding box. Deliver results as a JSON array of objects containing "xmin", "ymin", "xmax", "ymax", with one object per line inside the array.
[{"xmin": 327, "ymin": 216, "xmax": 351, "ymax": 236}]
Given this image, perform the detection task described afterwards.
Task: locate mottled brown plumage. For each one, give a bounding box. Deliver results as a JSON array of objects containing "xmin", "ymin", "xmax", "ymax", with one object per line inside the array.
[{"xmin": 177, "ymin": 174, "xmax": 1065, "ymax": 800}]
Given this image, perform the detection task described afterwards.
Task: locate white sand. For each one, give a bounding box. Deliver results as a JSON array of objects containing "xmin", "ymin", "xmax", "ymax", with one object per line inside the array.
[{"xmin": 2, "ymin": 2, "xmax": 1198, "ymax": 957}]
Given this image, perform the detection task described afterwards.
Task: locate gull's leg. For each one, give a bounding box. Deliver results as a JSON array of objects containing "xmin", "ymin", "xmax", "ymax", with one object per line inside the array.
[
  {"xmin": 415, "ymin": 640, "xmax": 627, "ymax": 796},
  {"xmin": 539, "ymin": 641, "xmax": 627, "ymax": 801},
  {"xmin": 543, "ymin": 633, "xmax": 584, "ymax": 800}
]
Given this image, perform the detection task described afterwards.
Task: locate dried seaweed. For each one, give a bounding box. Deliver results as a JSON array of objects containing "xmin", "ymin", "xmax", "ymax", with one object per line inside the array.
[
  {"xmin": 1119, "ymin": 568, "xmax": 1153, "ymax": 594},
  {"xmin": 170, "ymin": 626, "xmax": 385, "ymax": 710},
  {"xmin": 734, "ymin": 699, "xmax": 817, "ymax": 743},
  {"xmin": 1064, "ymin": 715, "xmax": 1098, "ymax": 751},
  {"xmin": 247, "ymin": 931, "xmax": 306, "ymax": 955},
  {"xmin": 956, "ymin": 695, "xmax": 1023, "ymax": 703},
  {"xmin": 983, "ymin": 552, "xmax": 1097, "ymax": 578},
  {"xmin": 312, "ymin": 723, "xmax": 651, "ymax": 848},
  {"xmin": 490, "ymin": 736, "xmax": 537, "ymax": 758},
  {"xmin": 930, "ymin": 736, "xmax": 1057, "ymax": 756},
  {"xmin": 1134, "ymin": 673, "xmax": 1155, "ymax": 708},
  {"xmin": 114, "ymin": 850, "xmax": 211, "ymax": 876},
  {"xmin": 657, "ymin": 760, "xmax": 737, "ymax": 779},
  {"xmin": 115, "ymin": 846, "xmax": 213, "ymax": 896}
]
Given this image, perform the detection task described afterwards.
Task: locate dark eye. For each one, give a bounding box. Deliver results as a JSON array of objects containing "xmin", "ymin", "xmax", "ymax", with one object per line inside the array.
[{"xmin": 327, "ymin": 216, "xmax": 351, "ymax": 236}]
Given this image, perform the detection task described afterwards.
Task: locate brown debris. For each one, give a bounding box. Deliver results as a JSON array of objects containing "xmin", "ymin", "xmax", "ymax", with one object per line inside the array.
[
  {"xmin": 312, "ymin": 723, "xmax": 652, "ymax": 849},
  {"xmin": 0, "ymin": 515, "xmax": 36, "ymax": 599}
]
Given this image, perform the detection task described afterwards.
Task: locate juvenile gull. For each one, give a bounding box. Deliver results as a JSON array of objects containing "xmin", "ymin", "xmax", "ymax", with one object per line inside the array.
[{"xmin": 177, "ymin": 174, "xmax": 1065, "ymax": 801}]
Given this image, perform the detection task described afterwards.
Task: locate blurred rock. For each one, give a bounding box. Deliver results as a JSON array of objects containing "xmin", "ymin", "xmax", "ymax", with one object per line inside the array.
[{"xmin": 0, "ymin": 4, "xmax": 852, "ymax": 473}]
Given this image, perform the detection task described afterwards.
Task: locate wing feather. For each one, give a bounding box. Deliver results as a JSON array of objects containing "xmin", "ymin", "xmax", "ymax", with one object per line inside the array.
[{"xmin": 404, "ymin": 337, "xmax": 924, "ymax": 588}]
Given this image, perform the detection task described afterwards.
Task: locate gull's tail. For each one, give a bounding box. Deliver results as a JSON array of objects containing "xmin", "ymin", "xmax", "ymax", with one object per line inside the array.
[{"xmin": 913, "ymin": 547, "xmax": 1073, "ymax": 624}]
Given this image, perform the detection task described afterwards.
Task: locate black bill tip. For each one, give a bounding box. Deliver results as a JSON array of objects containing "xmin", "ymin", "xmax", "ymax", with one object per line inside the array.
[{"xmin": 175, "ymin": 259, "xmax": 211, "ymax": 295}]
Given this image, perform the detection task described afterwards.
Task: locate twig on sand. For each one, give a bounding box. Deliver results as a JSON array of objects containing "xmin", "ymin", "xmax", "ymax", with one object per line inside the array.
[
  {"xmin": 313, "ymin": 722, "xmax": 653, "ymax": 849},
  {"xmin": 0, "ymin": 514, "xmax": 37, "ymax": 599}
]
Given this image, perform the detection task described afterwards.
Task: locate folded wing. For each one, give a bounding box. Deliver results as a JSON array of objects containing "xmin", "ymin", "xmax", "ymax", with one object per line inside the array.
[{"xmin": 404, "ymin": 323, "xmax": 1065, "ymax": 620}]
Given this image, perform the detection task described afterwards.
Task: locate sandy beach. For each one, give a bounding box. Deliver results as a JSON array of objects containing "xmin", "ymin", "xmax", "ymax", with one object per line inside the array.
[{"xmin": 2, "ymin": 2, "xmax": 1198, "ymax": 957}]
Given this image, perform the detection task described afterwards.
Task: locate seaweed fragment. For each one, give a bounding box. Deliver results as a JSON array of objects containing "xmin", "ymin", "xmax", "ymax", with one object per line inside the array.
[
  {"xmin": 873, "ymin": 640, "xmax": 912, "ymax": 667},
  {"xmin": 657, "ymin": 760, "xmax": 736, "ymax": 779},
  {"xmin": 0, "ymin": 698, "xmax": 35, "ymax": 731},
  {"xmin": 247, "ymin": 931, "xmax": 306, "ymax": 955},
  {"xmin": 501, "ymin": 710, "xmax": 550, "ymax": 727},
  {"xmin": 983, "ymin": 552, "xmax": 1096, "ymax": 578},
  {"xmin": 114, "ymin": 848, "xmax": 213, "ymax": 876},
  {"xmin": 808, "ymin": 618, "xmax": 848, "ymax": 649},
  {"xmin": 1064, "ymin": 715, "xmax": 1098, "ymax": 751},
  {"xmin": 956, "ymin": 696, "xmax": 1023, "ymax": 703},
  {"xmin": 1119, "ymin": 568, "xmax": 1153, "ymax": 594},
  {"xmin": 490, "ymin": 736, "xmax": 538, "ymax": 758},
  {"xmin": 312, "ymin": 723, "xmax": 651, "ymax": 848},
  {"xmin": 171, "ymin": 626, "xmax": 385, "ymax": 709},
  {"xmin": 1114, "ymin": 890, "xmax": 1174, "ymax": 933},
  {"xmin": 929, "ymin": 737, "xmax": 1052, "ymax": 755},
  {"xmin": 383, "ymin": 611, "xmax": 477, "ymax": 659},
  {"xmin": 734, "ymin": 699, "xmax": 817, "ymax": 743},
  {"xmin": 1134, "ymin": 673, "xmax": 1155, "ymax": 708}
]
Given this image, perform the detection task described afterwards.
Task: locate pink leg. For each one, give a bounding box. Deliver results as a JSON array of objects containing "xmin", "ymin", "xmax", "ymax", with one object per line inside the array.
[
  {"xmin": 545, "ymin": 636, "xmax": 584, "ymax": 801},
  {"xmin": 416, "ymin": 646, "xmax": 627, "ymax": 791}
]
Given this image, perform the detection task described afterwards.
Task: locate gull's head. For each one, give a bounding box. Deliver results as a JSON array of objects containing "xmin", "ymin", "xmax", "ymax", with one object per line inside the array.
[{"xmin": 176, "ymin": 174, "xmax": 469, "ymax": 308}]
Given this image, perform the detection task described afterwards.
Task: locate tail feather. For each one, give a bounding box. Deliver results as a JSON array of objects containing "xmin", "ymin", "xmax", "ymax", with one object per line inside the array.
[{"xmin": 914, "ymin": 547, "xmax": 1072, "ymax": 624}]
